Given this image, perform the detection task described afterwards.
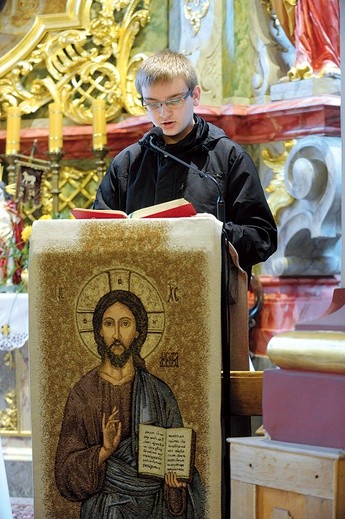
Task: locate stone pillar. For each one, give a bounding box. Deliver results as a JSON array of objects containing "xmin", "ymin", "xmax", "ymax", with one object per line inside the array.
[
  {"xmin": 169, "ymin": 0, "xmax": 273, "ymax": 105},
  {"xmin": 169, "ymin": 0, "xmax": 223, "ymax": 105}
]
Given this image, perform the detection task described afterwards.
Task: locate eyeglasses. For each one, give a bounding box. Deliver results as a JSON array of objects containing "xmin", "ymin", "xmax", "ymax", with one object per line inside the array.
[{"xmin": 142, "ymin": 89, "xmax": 192, "ymax": 112}]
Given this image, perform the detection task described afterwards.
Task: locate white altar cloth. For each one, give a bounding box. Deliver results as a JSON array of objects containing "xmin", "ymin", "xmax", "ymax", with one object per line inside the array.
[
  {"xmin": 0, "ymin": 292, "xmax": 26, "ymax": 518},
  {"xmin": 0, "ymin": 293, "xmax": 28, "ymax": 351}
]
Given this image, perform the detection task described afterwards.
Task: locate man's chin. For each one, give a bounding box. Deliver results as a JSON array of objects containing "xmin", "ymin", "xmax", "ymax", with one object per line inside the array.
[
  {"xmin": 111, "ymin": 346, "xmax": 125, "ymax": 356},
  {"xmin": 106, "ymin": 348, "xmax": 132, "ymax": 369},
  {"xmin": 110, "ymin": 359, "xmax": 127, "ymax": 368}
]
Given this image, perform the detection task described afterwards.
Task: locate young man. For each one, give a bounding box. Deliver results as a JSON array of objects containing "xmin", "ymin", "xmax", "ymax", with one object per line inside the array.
[{"xmin": 93, "ymin": 49, "xmax": 277, "ymax": 281}]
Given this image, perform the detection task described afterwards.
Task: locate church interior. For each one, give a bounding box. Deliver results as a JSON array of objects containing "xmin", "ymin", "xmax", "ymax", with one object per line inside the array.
[{"xmin": 0, "ymin": 1, "xmax": 344, "ymax": 518}]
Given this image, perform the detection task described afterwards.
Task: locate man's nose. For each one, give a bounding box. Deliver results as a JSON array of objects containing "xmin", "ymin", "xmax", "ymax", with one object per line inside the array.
[
  {"xmin": 158, "ymin": 102, "xmax": 172, "ymax": 115},
  {"xmin": 112, "ymin": 324, "xmax": 120, "ymax": 339}
]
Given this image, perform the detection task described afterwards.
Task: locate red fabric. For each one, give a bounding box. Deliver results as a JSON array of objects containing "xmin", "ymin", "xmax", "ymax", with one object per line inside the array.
[
  {"xmin": 0, "ymin": 200, "xmax": 24, "ymax": 285},
  {"xmin": 294, "ymin": 0, "xmax": 340, "ymax": 72}
]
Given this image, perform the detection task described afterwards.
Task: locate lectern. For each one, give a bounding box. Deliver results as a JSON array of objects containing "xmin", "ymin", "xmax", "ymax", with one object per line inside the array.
[{"xmin": 29, "ymin": 216, "xmax": 247, "ymax": 518}]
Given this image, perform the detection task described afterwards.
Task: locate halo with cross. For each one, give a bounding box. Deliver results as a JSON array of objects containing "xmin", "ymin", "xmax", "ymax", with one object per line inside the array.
[{"xmin": 76, "ymin": 268, "xmax": 165, "ymax": 359}]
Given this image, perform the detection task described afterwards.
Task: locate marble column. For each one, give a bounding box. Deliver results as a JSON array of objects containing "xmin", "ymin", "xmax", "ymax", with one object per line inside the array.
[
  {"xmin": 0, "ymin": 437, "xmax": 12, "ymax": 519},
  {"xmin": 295, "ymin": 0, "xmax": 345, "ymax": 330}
]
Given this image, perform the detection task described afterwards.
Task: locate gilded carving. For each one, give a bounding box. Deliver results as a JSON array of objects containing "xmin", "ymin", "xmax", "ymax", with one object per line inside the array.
[
  {"xmin": 0, "ymin": 0, "xmax": 151, "ymax": 123},
  {"xmin": 184, "ymin": 0, "xmax": 209, "ymax": 36},
  {"xmin": 0, "ymin": 389, "xmax": 17, "ymax": 431},
  {"xmin": 263, "ymin": 140, "xmax": 295, "ymax": 222},
  {"xmin": 3, "ymin": 350, "xmax": 14, "ymax": 369}
]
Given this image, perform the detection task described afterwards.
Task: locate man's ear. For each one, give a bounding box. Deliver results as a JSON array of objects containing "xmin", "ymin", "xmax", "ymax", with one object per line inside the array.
[{"xmin": 193, "ymin": 85, "xmax": 201, "ymax": 106}]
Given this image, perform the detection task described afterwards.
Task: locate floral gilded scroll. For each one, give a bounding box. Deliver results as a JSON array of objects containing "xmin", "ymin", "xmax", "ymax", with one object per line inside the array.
[{"xmin": 0, "ymin": 0, "xmax": 151, "ymax": 124}]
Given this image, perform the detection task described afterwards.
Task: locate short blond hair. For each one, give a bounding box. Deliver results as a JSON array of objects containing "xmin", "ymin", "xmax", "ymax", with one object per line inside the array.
[{"xmin": 135, "ymin": 49, "xmax": 199, "ymax": 96}]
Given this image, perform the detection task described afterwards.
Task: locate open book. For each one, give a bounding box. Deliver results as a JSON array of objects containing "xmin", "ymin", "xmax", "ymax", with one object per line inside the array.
[
  {"xmin": 71, "ymin": 198, "xmax": 197, "ymax": 220},
  {"xmin": 138, "ymin": 424, "xmax": 196, "ymax": 482}
]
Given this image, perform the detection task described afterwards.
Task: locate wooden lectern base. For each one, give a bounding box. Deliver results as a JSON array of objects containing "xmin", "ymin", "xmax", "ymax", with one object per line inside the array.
[{"xmin": 230, "ymin": 436, "xmax": 345, "ymax": 519}]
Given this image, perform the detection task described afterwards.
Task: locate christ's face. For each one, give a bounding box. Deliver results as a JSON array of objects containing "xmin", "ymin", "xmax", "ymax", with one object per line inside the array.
[{"xmin": 100, "ymin": 302, "xmax": 139, "ymax": 356}]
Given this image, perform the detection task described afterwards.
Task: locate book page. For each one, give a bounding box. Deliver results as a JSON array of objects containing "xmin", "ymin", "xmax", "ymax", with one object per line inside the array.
[
  {"xmin": 131, "ymin": 198, "xmax": 196, "ymax": 219},
  {"xmin": 71, "ymin": 198, "xmax": 197, "ymax": 220},
  {"xmin": 165, "ymin": 428, "xmax": 194, "ymax": 479},
  {"xmin": 138, "ymin": 424, "xmax": 166, "ymax": 478}
]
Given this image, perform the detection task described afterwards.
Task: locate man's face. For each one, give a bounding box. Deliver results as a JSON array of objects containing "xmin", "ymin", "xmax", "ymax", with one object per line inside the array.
[
  {"xmin": 100, "ymin": 302, "xmax": 139, "ymax": 367},
  {"xmin": 141, "ymin": 78, "xmax": 201, "ymax": 145}
]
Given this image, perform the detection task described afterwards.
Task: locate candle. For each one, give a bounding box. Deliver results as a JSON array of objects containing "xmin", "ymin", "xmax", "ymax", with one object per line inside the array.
[
  {"xmin": 92, "ymin": 98, "xmax": 107, "ymax": 150},
  {"xmin": 5, "ymin": 106, "xmax": 21, "ymax": 155},
  {"xmin": 49, "ymin": 102, "xmax": 63, "ymax": 153}
]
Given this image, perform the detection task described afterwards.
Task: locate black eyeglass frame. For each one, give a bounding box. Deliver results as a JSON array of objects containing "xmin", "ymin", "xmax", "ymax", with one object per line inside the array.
[{"xmin": 141, "ymin": 89, "xmax": 193, "ymax": 111}]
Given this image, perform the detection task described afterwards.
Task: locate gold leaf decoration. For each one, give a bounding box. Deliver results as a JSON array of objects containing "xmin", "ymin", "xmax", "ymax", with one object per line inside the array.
[
  {"xmin": 184, "ymin": 0, "xmax": 210, "ymax": 36},
  {"xmin": 264, "ymin": 140, "xmax": 295, "ymax": 222},
  {"xmin": 0, "ymin": 0, "xmax": 151, "ymax": 123}
]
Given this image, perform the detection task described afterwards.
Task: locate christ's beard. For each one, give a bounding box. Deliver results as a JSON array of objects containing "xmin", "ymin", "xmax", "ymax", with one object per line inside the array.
[{"xmin": 104, "ymin": 339, "xmax": 136, "ymax": 368}]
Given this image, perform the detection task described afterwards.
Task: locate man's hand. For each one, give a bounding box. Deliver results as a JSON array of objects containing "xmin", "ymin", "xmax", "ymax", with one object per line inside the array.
[
  {"xmin": 99, "ymin": 406, "xmax": 122, "ymax": 464},
  {"xmin": 192, "ymin": 212, "xmax": 216, "ymax": 219},
  {"xmin": 164, "ymin": 471, "xmax": 187, "ymax": 488},
  {"xmin": 164, "ymin": 472, "xmax": 187, "ymax": 516}
]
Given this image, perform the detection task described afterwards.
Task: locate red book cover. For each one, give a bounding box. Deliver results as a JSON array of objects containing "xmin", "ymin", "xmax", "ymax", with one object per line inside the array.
[
  {"xmin": 71, "ymin": 198, "xmax": 197, "ymax": 220},
  {"xmin": 71, "ymin": 208, "xmax": 127, "ymax": 219}
]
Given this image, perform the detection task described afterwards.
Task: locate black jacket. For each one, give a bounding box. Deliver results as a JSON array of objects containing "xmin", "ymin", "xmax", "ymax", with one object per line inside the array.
[{"xmin": 94, "ymin": 115, "xmax": 277, "ymax": 279}]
